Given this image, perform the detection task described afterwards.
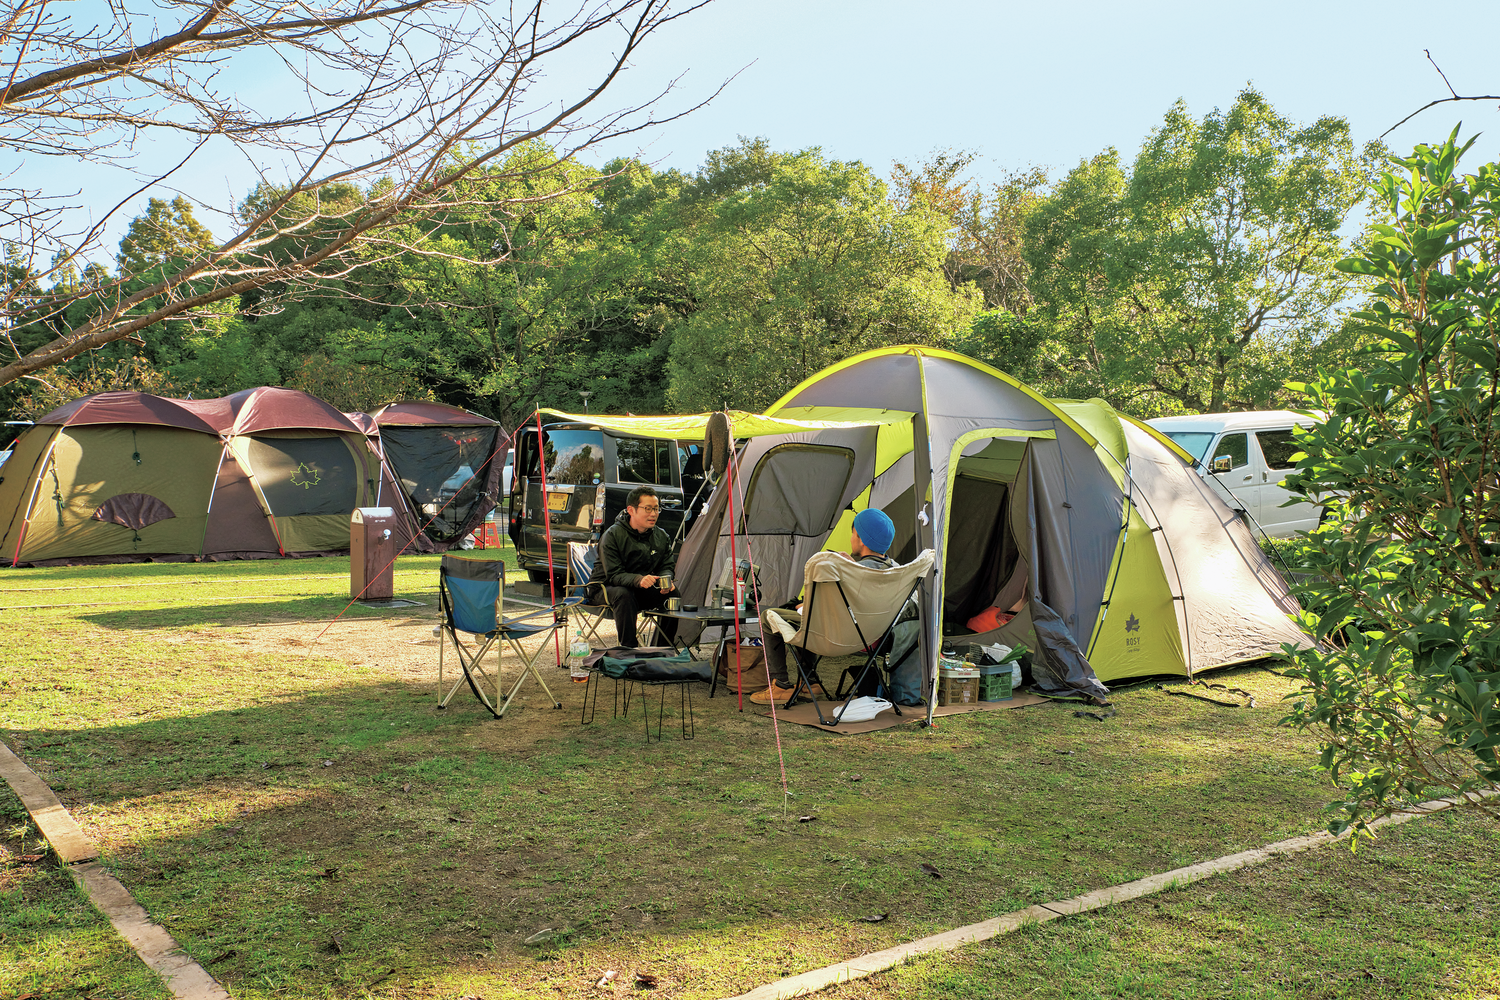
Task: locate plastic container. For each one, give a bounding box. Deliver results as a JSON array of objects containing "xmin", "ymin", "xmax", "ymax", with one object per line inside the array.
[
  {"xmin": 938, "ymin": 664, "xmax": 979, "ymax": 706},
  {"xmin": 977, "ymin": 663, "xmax": 1013, "ymax": 701},
  {"xmin": 568, "ymin": 633, "xmax": 591, "ymax": 683}
]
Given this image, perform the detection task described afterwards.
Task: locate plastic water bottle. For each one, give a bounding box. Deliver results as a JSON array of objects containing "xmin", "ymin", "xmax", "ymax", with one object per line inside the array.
[{"xmin": 568, "ymin": 631, "xmax": 590, "ymax": 683}]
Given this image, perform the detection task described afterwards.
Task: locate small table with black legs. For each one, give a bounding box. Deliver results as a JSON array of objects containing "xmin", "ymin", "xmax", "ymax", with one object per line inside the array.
[{"xmin": 640, "ymin": 606, "xmax": 760, "ymax": 699}]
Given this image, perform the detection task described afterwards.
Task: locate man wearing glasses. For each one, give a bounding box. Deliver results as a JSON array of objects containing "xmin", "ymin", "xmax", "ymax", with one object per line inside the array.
[{"xmin": 587, "ymin": 486, "xmax": 678, "ymax": 648}]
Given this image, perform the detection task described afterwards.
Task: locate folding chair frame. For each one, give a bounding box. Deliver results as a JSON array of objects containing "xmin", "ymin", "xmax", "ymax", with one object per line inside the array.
[
  {"xmin": 784, "ymin": 575, "xmax": 924, "ymax": 725},
  {"xmin": 560, "ymin": 542, "xmax": 612, "ymax": 647},
  {"xmin": 436, "ymin": 560, "xmax": 564, "ymax": 719}
]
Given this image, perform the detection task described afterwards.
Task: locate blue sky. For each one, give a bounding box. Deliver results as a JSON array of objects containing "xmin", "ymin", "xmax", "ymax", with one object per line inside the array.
[{"xmin": 18, "ymin": 0, "xmax": 1500, "ymax": 252}]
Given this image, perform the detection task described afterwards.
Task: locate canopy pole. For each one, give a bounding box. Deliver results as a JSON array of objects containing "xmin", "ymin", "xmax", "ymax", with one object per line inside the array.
[
  {"xmin": 725, "ymin": 420, "xmax": 745, "ymax": 711},
  {"xmin": 535, "ymin": 410, "xmax": 563, "ymax": 667}
]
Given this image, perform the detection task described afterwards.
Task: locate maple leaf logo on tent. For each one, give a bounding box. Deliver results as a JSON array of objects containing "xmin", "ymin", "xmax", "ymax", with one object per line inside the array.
[
  {"xmin": 1125, "ymin": 613, "xmax": 1140, "ymax": 633},
  {"xmin": 289, "ymin": 463, "xmax": 322, "ymax": 490}
]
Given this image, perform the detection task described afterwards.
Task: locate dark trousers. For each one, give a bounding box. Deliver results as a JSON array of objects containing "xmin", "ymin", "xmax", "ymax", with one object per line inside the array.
[{"xmin": 606, "ymin": 585, "xmax": 676, "ymax": 648}]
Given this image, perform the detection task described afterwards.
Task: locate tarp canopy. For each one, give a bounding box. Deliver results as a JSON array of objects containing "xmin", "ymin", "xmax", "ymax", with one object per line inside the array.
[
  {"xmin": 673, "ymin": 346, "xmax": 1312, "ymax": 719},
  {"xmin": 537, "ymin": 408, "xmax": 908, "ymax": 438}
]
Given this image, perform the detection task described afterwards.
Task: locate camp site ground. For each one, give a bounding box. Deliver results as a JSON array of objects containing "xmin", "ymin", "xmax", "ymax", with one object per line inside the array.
[{"xmin": 3, "ymin": 347, "xmax": 1498, "ymax": 998}]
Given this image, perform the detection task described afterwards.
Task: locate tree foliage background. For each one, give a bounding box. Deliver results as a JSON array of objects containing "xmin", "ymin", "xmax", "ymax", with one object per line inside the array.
[
  {"xmin": 3, "ymin": 86, "xmax": 1383, "ymax": 426},
  {"xmin": 1281, "ymin": 130, "xmax": 1500, "ymax": 833}
]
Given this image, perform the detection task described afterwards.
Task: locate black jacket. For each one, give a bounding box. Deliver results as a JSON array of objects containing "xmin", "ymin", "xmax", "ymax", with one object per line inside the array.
[{"xmin": 589, "ymin": 510, "xmax": 675, "ymax": 590}]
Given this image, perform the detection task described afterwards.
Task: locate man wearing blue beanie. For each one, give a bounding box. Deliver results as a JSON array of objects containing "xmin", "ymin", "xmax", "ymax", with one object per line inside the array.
[{"xmin": 750, "ymin": 507, "xmax": 898, "ymax": 705}]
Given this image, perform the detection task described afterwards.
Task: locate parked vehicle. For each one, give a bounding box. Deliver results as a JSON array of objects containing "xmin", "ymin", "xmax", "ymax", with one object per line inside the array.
[
  {"xmin": 1146, "ymin": 410, "xmax": 1322, "ymax": 538},
  {"xmin": 508, "ymin": 417, "xmax": 706, "ymax": 583}
]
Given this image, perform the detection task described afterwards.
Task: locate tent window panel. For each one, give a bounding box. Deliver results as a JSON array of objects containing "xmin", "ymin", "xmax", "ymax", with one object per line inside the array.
[
  {"xmin": 382, "ymin": 424, "xmax": 502, "ymax": 543},
  {"xmin": 744, "ymin": 445, "xmax": 855, "ymax": 535},
  {"xmin": 247, "ymin": 436, "xmax": 360, "ymax": 515}
]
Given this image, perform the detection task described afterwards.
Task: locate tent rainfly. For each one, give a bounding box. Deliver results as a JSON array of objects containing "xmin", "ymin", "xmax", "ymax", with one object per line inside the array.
[
  {"xmin": 0, "ymin": 388, "xmax": 386, "ymax": 565},
  {"xmin": 673, "ymin": 346, "xmax": 1313, "ymax": 716}
]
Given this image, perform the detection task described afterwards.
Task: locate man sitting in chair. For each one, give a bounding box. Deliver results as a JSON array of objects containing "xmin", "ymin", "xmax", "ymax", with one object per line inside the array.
[
  {"xmin": 587, "ymin": 485, "xmax": 677, "ymax": 648},
  {"xmin": 750, "ymin": 508, "xmax": 899, "ymax": 706}
]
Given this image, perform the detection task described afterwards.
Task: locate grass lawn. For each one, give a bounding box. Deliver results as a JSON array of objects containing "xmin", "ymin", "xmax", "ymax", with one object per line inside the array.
[{"xmin": 1, "ymin": 553, "xmax": 1497, "ymax": 999}]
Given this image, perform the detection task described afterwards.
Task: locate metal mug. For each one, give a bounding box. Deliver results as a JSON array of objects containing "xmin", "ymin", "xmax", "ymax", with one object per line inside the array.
[
  {"xmin": 658, "ymin": 571, "xmax": 674, "ymax": 592},
  {"xmin": 665, "ymin": 597, "xmax": 682, "ymax": 612}
]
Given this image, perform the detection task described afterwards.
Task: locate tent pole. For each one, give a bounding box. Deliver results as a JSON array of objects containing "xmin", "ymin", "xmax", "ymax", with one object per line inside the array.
[
  {"xmin": 8, "ymin": 433, "xmax": 61, "ymax": 567},
  {"xmin": 197, "ymin": 439, "xmax": 230, "ymax": 559},
  {"xmin": 534, "ymin": 410, "xmax": 563, "ymax": 667},
  {"xmin": 725, "ymin": 428, "xmax": 745, "ymax": 711},
  {"xmin": 911, "ymin": 409, "xmax": 938, "ymax": 727}
]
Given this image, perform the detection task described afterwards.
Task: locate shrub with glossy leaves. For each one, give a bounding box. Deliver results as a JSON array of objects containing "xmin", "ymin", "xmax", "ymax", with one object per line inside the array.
[{"xmin": 1281, "ymin": 130, "xmax": 1500, "ymax": 838}]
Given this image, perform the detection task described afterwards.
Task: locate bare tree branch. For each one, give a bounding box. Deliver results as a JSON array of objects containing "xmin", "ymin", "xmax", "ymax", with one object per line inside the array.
[
  {"xmin": 0, "ymin": 0, "xmax": 725, "ymax": 386},
  {"xmin": 1382, "ymin": 50, "xmax": 1500, "ymax": 138}
]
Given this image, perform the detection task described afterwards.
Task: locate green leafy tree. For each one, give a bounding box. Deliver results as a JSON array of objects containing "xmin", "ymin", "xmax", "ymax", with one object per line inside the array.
[
  {"xmin": 1281, "ymin": 131, "xmax": 1500, "ymax": 836},
  {"xmin": 666, "ymin": 142, "xmax": 982, "ymax": 411},
  {"xmin": 1026, "ymin": 89, "xmax": 1383, "ymax": 414}
]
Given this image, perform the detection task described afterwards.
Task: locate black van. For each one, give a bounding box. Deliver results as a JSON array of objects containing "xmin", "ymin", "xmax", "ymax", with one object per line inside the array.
[{"xmin": 507, "ymin": 419, "xmax": 706, "ymax": 582}]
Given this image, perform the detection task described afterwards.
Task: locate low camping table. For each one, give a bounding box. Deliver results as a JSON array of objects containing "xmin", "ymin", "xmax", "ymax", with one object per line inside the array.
[{"xmin": 640, "ymin": 607, "xmax": 759, "ymax": 699}]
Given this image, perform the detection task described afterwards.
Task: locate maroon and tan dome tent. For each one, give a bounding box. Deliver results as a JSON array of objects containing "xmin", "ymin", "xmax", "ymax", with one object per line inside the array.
[{"xmin": 0, "ymin": 388, "xmax": 384, "ymax": 565}]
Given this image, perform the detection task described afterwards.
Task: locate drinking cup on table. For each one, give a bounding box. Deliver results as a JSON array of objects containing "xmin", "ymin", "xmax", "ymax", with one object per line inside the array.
[{"xmin": 665, "ymin": 597, "xmax": 681, "ymax": 612}]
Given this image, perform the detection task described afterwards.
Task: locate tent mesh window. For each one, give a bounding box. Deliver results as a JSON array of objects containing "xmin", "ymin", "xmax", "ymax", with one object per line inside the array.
[
  {"xmin": 382, "ymin": 425, "xmax": 502, "ymax": 542},
  {"xmin": 741, "ymin": 444, "xmax": 855, "ymax": 535},
  {"xmin": 246, "ymin": 436, "xmax": 361, "ymax": 515}
]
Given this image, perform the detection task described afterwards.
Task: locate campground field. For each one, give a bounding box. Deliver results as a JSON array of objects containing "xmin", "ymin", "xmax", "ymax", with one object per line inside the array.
[{"xmin": 2, "ymin": 554, "xmax": 1498, "ymax": 999}]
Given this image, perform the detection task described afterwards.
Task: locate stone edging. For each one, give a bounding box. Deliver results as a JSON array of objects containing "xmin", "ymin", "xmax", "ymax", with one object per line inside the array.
[
  {"xmin": 0, "ymin": 740, "xmax": 230, "ymax": 1000},
  {"xmin": 727, "ymin": 794, "xmax": 1480, "ymax": 1000}
]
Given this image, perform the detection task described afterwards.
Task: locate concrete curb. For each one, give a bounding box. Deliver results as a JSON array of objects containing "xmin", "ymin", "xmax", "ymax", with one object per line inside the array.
[
  {"xmin": 727, "ymin": 795, "xmax": 1474, "ymax": 1000},
  {"xmin": 0, "ymin": 739, "xmax": 230, "ymax": 1000}
]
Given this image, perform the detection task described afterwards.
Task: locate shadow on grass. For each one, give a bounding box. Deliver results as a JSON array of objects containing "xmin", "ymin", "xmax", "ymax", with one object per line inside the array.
[
  {"xmin": 8, "ymin": 656, "xmax": 1492, "ymax": 999},
  {"xmin": 73, "ymin": 596, "xmax": 436, "ymax": 630}
]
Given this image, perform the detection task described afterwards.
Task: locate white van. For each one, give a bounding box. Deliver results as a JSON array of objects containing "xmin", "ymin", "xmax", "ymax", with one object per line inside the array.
[{"xmin": 1146, "ymin": 410, "xmax": 1322, "ymax": 538}]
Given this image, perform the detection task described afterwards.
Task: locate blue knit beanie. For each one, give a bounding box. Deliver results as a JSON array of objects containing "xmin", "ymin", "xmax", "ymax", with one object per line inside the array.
[{"xmin": 851, "ymin": 508, "xmax": 896, "ymax": 555}]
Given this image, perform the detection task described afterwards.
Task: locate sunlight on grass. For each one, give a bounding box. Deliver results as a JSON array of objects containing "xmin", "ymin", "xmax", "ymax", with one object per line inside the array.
[{"xmin": 1, "ymin": 555, "xmax": 1496, "ymax": 998}]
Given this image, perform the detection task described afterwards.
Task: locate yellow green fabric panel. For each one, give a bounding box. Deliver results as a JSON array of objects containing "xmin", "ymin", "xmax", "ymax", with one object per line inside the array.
[
  {"xmin": 1052, "ymin": 399, "xmax": 1130, "ymax": 490},
  {"xmin": 274, "ymin": 514, "xmax": 359, "ymax": 553},
  {"xmin": 0, "ymin": 427, "xmax": 59, "ymax": 557},
  {"xmin": 1086, "ymin": 504, "xmax": 1186, "ymax": 682},
  {"xmin": 17, "ymin": 427, "xmax": 221, "ymax": 561}
]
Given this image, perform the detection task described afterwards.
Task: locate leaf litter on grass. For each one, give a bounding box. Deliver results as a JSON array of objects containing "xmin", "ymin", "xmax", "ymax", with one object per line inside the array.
[{"xmin": 2, "ymin": 556, "xmax": 1493, "ymax": 997}]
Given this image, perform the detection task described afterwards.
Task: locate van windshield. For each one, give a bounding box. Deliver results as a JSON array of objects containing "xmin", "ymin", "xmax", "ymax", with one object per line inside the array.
[
  {"xmin": 1162, "ymin": 431, "xmax": 1216, "ymax": 463},
  {"xmin": 541, "ymin": 429, "xmax": 605, "ymax": 485}
]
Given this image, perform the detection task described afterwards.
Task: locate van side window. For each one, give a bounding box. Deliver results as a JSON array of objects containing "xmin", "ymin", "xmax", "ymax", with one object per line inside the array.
[
  {"xmin": 1213, "ymin": 433, "xmax": 1249, "ymax": 471},
  {"xmin": 1256, "ymin": 430, "xmax": 1300, "ymax": 470},
  {"xmin": 654, "ymin": 438, "xmax": 674, "ymax": 486}
]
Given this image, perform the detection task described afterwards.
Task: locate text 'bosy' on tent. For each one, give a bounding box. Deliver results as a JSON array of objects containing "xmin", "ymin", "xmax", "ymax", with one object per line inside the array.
[
  {"xmin": 0, "ymin": 388, "xmax": 383, "ymax": 565},
  {"xmin": 674, "ymin": 346, "xmax": 1312, "ymax": 718}
]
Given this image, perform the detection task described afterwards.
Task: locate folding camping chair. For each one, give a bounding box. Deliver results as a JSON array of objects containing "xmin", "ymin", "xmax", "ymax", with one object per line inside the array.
[
  {"xmin": 560, "ymin": 541, "xmax": 612, "ymax": 646},
  {"xmin": 767, "ymin": 549, "xmax": 936, "ymax": 725},
  {"xmin": 436, "ymin": 555, "xmax": 564, "ymax": 718}
]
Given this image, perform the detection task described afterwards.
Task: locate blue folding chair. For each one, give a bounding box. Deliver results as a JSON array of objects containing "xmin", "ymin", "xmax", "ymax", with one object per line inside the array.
[{"xmin": 437, "ymin": 555, "xmax": 563, "ymax": 718}]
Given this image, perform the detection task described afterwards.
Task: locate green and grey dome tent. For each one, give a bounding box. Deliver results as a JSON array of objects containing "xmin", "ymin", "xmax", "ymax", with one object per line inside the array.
[{"xmin": 673, "ymin": 346, "xmax": 1312, "ymax": 715}]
